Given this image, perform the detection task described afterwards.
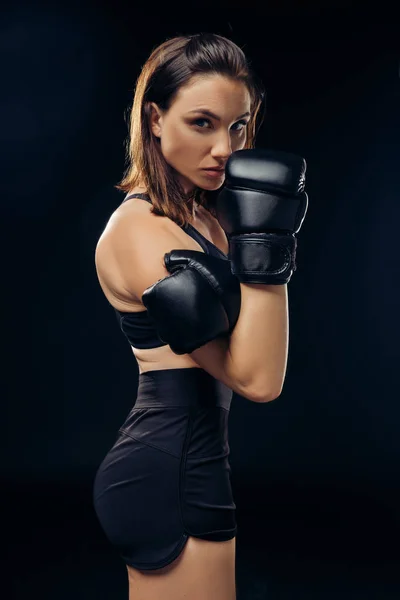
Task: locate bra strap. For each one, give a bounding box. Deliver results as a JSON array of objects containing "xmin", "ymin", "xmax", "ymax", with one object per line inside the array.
[{"xmin": 122, "ymin": 193, "xmax": 151, "ymax": 204}]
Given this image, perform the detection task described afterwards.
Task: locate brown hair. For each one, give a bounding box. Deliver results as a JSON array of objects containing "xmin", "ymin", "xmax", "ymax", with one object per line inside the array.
[{"xmin": 115, "ymin": 32, "xmax": 266, "ymax": 227}]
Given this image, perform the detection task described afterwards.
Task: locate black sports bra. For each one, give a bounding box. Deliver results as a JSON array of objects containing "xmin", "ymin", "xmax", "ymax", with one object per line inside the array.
[{"xmin": 114, "ymin": 193, "xmax": 228, "ymax": 349}]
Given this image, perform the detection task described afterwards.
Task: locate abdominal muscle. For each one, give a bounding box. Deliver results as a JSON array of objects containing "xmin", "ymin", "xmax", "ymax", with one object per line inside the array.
[{"xmin": 96, "ymin": 192, "xmax": 228, "ymax": 375}]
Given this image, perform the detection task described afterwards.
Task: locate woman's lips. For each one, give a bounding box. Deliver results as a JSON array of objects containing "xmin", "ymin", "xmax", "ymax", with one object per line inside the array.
[{"xmin": 202, "ymin": 169, "xmax": 224, "ymax": 178}]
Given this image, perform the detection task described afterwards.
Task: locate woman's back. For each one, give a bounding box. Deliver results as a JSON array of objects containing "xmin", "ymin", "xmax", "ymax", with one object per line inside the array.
[{"xmin": 95, "ymin": 188, "xmax": 230, "ymax": 375}]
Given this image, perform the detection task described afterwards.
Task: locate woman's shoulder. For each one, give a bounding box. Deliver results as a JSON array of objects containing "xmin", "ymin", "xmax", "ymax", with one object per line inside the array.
[
  {"xmin": 118, "ymin": 186, "xmax": 151, "ymax": 210},
  {"xmin": 108, "ymin": 188, "xmax": 157, "ymax": 229},
  {"xmin": 107, "ymin": 187, "xmax": 177, "ymax": 241}
]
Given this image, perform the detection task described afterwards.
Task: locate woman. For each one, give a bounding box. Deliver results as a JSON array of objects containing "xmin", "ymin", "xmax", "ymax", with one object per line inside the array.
[{"xmin": 92, "ymin": 32, "xmax": 306, "ymax": 600}]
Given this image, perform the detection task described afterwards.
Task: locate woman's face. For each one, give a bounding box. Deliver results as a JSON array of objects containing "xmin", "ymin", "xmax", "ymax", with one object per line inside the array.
[{"xmin": 149, "ymin": 74, "xmax": 252, "ymax": 195}]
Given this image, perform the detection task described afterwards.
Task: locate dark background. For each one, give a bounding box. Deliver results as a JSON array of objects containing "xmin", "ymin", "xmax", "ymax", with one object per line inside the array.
[{"xmin": 3, "ymin": 0, "xmax": 399, "ymax": 598}]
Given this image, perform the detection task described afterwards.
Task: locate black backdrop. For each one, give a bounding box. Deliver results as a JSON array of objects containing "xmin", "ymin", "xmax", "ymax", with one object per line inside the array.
[{"xmin": 3, "ymin": 1, "xmax": 399, "ymax": 598}]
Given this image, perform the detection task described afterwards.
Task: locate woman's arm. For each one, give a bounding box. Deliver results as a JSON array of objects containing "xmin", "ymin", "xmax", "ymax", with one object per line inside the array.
[
  {"xmin": 227, "ymin": 283, "xmax": 288, "ymax": 399},
  {"xmin": 190, "ymin": 283, "xmax": 288, "ymax": 402}
]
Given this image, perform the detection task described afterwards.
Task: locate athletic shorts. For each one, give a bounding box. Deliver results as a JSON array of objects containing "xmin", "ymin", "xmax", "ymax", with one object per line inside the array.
[{"xmin": 92, "ymin": 367, "xmax": 237, "ymax": 570}]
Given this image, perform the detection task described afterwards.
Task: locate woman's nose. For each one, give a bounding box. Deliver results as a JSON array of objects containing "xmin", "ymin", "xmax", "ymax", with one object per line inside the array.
[{"xmin": 211, "ymin": 135, "xmax": 232, "ymax": 160}]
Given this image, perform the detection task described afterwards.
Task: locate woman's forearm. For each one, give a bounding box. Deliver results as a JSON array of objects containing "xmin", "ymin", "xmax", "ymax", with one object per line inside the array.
[{"xmin": 226, "ymin": 283, "xmax": 289, "ymax": 401}]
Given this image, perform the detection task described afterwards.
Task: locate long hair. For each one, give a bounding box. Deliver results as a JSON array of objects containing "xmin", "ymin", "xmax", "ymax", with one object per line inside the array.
[{"xmin": 115, "ymin": 32, "xmax": 266, "ymax": 227}]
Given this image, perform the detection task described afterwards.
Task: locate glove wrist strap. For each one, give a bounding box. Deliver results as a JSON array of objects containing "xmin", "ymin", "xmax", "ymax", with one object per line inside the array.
[{"xmin": 229, "ymin": 232, "xmax": 297, "ymax": 285}]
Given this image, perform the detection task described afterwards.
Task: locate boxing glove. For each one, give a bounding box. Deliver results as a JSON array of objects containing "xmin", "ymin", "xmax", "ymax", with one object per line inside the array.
[
  {"xmin": 142, "ymin": 250, "xmax": 241, "ymax": 355},
  {"xmin": 216, "ymin": 148, "xmax": 308, "ymax": 284}
]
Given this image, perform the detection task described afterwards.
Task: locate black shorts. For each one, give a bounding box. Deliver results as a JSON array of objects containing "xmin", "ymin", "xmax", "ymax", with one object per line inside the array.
[{"xmin": 92, "ymin": 367, "xmax": 237, "ymax": 571}]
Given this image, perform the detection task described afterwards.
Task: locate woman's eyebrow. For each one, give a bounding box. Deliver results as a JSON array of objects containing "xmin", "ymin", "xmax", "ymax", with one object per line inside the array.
[{"xmin": 187, "ymin": 109, "xmax": 250, "ymax": 121}]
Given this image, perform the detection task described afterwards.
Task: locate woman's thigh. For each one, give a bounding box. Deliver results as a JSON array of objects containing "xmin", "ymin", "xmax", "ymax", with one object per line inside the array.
[{"xmin": 126, "ymin": 535, "xmax": 236, "ymax": 600}]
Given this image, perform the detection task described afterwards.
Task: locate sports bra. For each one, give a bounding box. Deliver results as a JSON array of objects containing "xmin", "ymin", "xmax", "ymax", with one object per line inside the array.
[{"xmin": 113, "ymin": 193, "xmax": 229, "ymax": 349}]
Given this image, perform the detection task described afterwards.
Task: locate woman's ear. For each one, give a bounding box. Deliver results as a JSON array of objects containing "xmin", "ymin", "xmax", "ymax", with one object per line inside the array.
[{"xmin": 148, "ymin": 102, "xmax": 162, "ymax": 139}]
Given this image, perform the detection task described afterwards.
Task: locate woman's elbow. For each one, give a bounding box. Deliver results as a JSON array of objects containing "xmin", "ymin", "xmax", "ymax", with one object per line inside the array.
[{"xmin": 247, "ymin": 384, "xmax": 282, "ymax": 403}]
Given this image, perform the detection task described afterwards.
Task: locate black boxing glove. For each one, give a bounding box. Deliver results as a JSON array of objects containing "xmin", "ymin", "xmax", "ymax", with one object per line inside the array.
[
  {"xmin": 141, "ymin": 250, "xmax": 241, "ymax": 355},
  {"xmin": 216, "ymin": 148, "xmax": 308, "ymax": 284}
]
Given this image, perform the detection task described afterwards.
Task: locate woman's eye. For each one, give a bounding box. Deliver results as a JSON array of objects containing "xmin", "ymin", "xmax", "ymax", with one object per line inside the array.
[
  {"xmin": 232, "ymin": 119, "xmax": 247, "ymax": 131},
  {"xmin": 193, "ymin": 118, "xmax": 212, "ymax": 129},
  {"xmin": 192, "ymin": 118, "xmax": 247, "ymax": 132}
]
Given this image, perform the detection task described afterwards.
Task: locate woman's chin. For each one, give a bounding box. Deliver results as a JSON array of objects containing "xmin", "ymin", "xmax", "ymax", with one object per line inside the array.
[{"xmin": 197, "ymin": 179, "xmax": 225, "ymax": 191}]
